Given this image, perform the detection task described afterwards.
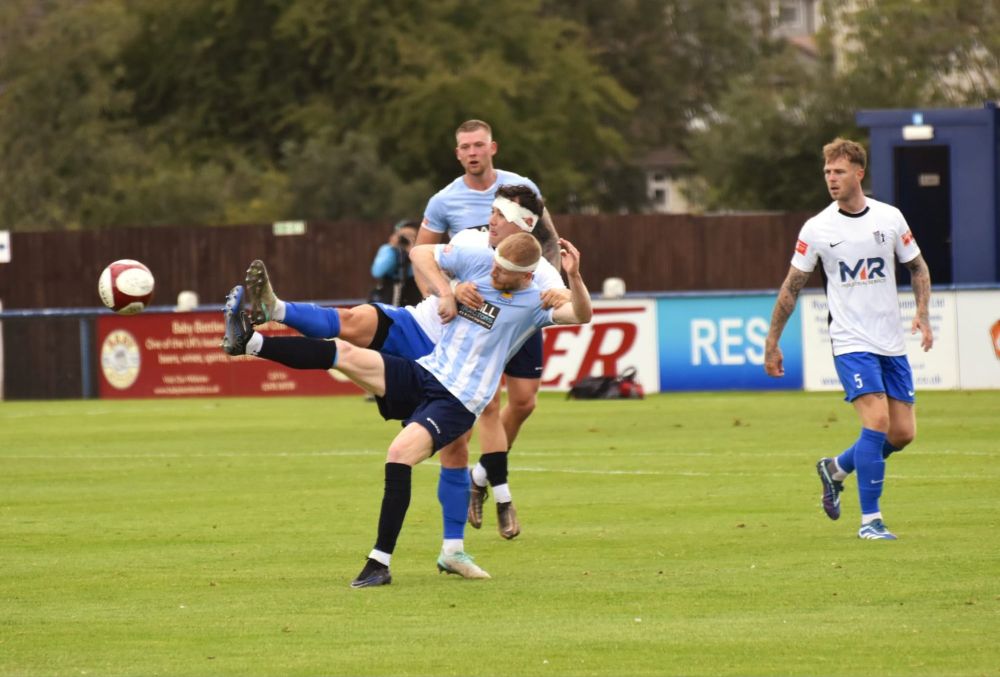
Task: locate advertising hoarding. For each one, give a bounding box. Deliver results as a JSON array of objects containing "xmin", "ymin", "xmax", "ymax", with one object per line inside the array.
[
  {"xmin": 657, "ymin": 295, "xmax": 802, "ymax": 391},
  {"xmin": 97, "ymin": 312, "xmax": 361, "ymax": 398},
  {"xmin": 956, "ymin": 290, "xmax": 1000, "ymax": 389},
  {"xmin": 800, "ymin": 290, "xmax": 959, "ymax": 391},
  {"xmin": 540, "ymin": 300, "xmax": 660, "ymax": 393}
]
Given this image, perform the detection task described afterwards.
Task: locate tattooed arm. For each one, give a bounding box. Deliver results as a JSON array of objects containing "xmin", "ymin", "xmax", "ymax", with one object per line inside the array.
[
  {"xmin": 905, "ymin": 254, "xmax": 934, "ymax": 351},
  {"xmin": 764, "ymin": 266, "xmax": 811, "ymax": 377}
]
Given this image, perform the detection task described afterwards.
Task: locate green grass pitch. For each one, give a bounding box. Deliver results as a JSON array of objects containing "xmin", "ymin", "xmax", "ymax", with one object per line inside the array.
[{"xmin": 2, "ymin": 391, "xmax": 998, "ymax": 676}]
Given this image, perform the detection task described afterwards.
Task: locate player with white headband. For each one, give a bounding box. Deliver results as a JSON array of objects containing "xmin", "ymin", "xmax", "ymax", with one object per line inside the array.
[
  {"xmin": 221, "ymin": 232, "xmax": 592, "ymax": 587},
  {"xmin": 228, "ymin": 184, "xmax": 566, "ymax": 577}
]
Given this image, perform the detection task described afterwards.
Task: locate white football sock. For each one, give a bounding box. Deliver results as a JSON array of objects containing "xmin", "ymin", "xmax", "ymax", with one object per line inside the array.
[
  {"xmin": 861, "ymin": 512, "xmax": 882, "ymax": 525},
  {"xmin": 368, "ymin": 549, "xmax": 391, "ymax": 566},
  {"xmin": 245, "ymin": 332, "xmax": 263, "ymax": 356},
  {"xmin": 493, "ymin": 483, "xmax": 512, "ymax": 503},
  {"xmin": 442, "ymin": 539, "xmax": 463, "ymax": 556},
  {"xmin": 272, "ymin": 299, "xmax": 287, "ymax": 322}
]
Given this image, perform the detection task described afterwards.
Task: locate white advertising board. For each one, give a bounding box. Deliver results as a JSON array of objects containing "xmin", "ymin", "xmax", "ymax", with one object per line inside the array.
[
  {"xmin": 955, "ymin": 290, "xmax": 1000, "ymax": 389},
  {"xmin": 801, "ymin": 290, "xmax": 959, "ymax": 391},
  {"xmin": 540, "ymin": 299, "xmax": 660, "ymax": 392}
]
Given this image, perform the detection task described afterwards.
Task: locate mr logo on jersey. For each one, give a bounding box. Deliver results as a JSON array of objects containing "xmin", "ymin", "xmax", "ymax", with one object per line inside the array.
[
  {"xmin": 458, "ymin": 300, "xmax": 500, "ymax": 330},
  {"xmin": 839, "ymin": 257, "xmax": 886, "ymax": 284}
]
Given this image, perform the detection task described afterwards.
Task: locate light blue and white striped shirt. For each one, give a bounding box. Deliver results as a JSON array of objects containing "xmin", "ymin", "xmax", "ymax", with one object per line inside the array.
[
  {"xmin": 416, "ymin": 245, "xmax": 554, "ymax": 415},
  {"xmin": 421, "ymin": 169, "xmax": 542, "ymax": 238}
]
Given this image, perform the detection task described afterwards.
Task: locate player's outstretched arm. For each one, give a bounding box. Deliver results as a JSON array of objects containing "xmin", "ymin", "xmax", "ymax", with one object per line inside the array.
[
  {"xmin": 764, "ymin": 266, "xmax": 810, "ymax": 377},
  {"xmin": 409, "ymin": 244, "xmax": 457, "ymax": 322},
  {"xmin": 905, "ymin": 254, "xmax": 934, "ymax": 351},
  {"xmin": 552, "ymin": 238, "xmax": 592, "ymax": 325}
]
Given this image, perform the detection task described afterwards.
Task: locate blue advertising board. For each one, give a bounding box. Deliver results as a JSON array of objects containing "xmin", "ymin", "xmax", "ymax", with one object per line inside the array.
[{"xmin": 657, "ymin": 294, "xmax": 802, "ymax": 391}]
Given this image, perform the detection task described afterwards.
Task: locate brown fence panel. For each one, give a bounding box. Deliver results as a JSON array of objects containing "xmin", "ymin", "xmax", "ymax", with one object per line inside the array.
[
  {"xmin": 553, "ymin": 211, "xmax": 817, "ymax": 291},
  {"xmin": 0, "ymin": 212, "xmax": 818, "ymax": 399}
]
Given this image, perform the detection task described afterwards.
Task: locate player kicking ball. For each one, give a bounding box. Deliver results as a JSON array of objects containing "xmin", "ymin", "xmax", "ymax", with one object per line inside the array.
[{"xmin": 221, "ymin": 234, "xmax": 592, "ymax": 586}]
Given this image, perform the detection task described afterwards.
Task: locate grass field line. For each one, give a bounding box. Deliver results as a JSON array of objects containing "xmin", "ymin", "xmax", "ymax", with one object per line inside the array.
[
  {"xmin": 513, "ymin": 465, "xmax": 999, "ymax": 481},
  {"xmin": 1, "ymin": 448, "xmax": 383, "ymax": 459},
  {"xmin": 5, "ymin": 446, "xmax": 996, "ymax": 460},
  {"xmin": 4, "ymin": 450, "xmax": 995, "ymax": 481}
]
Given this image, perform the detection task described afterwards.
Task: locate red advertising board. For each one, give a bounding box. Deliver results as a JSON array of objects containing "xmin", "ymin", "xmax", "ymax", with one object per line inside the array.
[
  {"xmin": 539, "ymin": 300, "xmax": 660, "ymax": 392},
  {"xmin": 96, "ymin": 311, "xmax": 361, "ymax": 398},
  {"xmin": 97, "ymin": 300, "xmax": 662, "ymax": 399}
]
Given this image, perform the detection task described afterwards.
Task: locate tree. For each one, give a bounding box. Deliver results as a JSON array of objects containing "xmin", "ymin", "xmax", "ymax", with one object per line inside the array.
[
  {"xmin": 119, "ymin": 0, "xmax": 634, "ymax": 212},
  {"xmin": 688, "ymin": 0, "xmax": 1000, "ymax": 211}
]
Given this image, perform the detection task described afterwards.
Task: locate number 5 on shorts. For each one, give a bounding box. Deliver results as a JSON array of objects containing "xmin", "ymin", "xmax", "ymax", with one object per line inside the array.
[{"xmin": 853, "ymin": 373, "xmax": 863, "ymax": 389}]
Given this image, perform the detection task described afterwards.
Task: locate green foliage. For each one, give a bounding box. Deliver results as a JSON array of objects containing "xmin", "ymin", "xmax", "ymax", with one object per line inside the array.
[
  {"xmin": 690, "ymin": 0, "xmax": 1000, "ymax": 211},
  {"xmin": 828, "ymin": 0, "xmax": 1000, "ymax": 108},
  {"xmin": 0, "ymin": 0, "xmax": 996, "ymax": 226},
  {"xmin": 687, "ymin": 50, "xmax": 850, "ymax": 211},
  {"xmin": 280, "ymin": 130, "xmax": 433, "ymax": 222},
  {"xmin": 0, "ymin": 1, "xmax": 142, "ymax": 230},
  {"xmin": 2, "ymin": 391, "xmax": 999, "ymax": 675},
  {"xmin": 543, "ymin": 0, "xmax": 767, "ymax": 147}
]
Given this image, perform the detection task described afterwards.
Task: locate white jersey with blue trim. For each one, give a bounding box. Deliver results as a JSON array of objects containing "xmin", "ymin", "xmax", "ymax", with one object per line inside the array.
[
  {"xmin": 407, "ymin": 227, "xmax": 565, "ymax": 344},
  {"xmin": 416, "ymin": 245, "xmax": 554, "ymax": 415},
  {"xmin": 421, "ymin": 169, "xmax": 542, "ymax": 238},
  {"xmin": 791, "ymin": 197, "xmax": 921, "ymax": 356}
]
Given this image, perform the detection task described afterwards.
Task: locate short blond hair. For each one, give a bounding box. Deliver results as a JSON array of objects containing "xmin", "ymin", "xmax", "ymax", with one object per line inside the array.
[
  {"xmin": 456, "ymin": 119, "xmax": 492, "ymax": 140},
  {"xmin": 823, "ymin": 138, "xmax": 867, "ymax": 169},
  {"xmin": 497, "ymin": 232, "xmax": 541, "ymax": 269}
]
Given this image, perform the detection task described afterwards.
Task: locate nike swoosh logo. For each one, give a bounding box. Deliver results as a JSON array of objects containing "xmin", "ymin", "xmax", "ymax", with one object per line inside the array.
[
  {"xmin": 907, "ymin": 391, "xmax": 915, "ymax": 396},
  {"xmin": 830, "ymin": 241, "xmax": 845, "ymax": 247}
]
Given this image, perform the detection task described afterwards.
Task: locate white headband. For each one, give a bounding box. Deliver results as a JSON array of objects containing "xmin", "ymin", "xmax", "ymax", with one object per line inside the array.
[
  {"xmin": 494, "ymin": 249, "xmax": 538, "ymax": 273},
  {"xmin": 493, "ymin": 196, "xmax": 538, "ymax": 232}
]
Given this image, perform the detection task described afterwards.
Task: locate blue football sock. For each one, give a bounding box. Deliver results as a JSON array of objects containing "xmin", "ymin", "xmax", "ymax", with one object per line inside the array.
[
  {"xmin": 854, "ymin": 428, "xmax": 888, "ymax": 516},
  {"xmin": 836, "ymin": 442, "xmax": 857, "ymax": 475},
  {"xmin": 437, "ymin": 467, "xmax": 470, "ymax": 540},
  {"xmin": 283, "ymin": 302, "xmax": 341, "ymax": 339}
]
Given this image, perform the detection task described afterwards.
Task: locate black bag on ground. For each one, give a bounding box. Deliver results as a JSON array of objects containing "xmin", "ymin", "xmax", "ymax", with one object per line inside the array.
[{"xmin": 567, "ymin": 367, "xmax": 644, "ymax": 400}]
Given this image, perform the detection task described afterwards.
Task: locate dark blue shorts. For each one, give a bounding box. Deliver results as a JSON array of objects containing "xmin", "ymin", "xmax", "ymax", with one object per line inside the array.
[
  {"xmin": 369, "ymin": 303, "xmax": 435, "ymax": 361},
  {"xmin": 833, "ymin": 352, "xmax": 915, "ymax": 403},
  {"xmin": 375, "ymin": 354, "xmax": 476, "ymax": 452},
  {"xmin": 504, "ymin": 329, "xmax": 543, "ymax": 379}
]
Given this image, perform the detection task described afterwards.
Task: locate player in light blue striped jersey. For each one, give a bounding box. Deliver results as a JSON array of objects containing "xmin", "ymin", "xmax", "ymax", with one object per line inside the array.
[{"xmin": 221, "ymin": 232, "xmax": 592, "ymax": 587}]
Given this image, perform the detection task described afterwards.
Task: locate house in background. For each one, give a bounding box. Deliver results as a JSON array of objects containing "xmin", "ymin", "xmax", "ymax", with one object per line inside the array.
[{"xmin": 642, "ymin": 147, "xmax": 700, "ymax": 214}]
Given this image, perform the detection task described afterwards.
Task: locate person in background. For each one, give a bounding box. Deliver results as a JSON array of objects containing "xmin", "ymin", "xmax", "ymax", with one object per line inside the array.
[
  {"xmin": 369, "ymin": 220, "xmax": 422, "ymax": 307},
  {"xmin": 416, "ymin": 120, "xmax": 561, "ymax": 536}
]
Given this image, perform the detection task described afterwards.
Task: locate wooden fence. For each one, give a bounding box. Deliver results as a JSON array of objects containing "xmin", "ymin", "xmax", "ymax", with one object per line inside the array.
[{"xmin": 0, "ymin": 212, "xmax": 816, "ymax": 399}]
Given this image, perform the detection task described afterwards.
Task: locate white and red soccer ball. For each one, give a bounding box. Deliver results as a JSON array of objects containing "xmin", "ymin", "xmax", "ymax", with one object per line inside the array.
[{"xmin": 98, "ymin": 259, "xmax": 155, "ymax": 314}]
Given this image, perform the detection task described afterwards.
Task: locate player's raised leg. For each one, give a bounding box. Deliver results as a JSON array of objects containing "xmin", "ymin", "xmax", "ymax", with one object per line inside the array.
[{"xmin": 244, "ymin": 259, "xmax": 380, "ymax": 345}]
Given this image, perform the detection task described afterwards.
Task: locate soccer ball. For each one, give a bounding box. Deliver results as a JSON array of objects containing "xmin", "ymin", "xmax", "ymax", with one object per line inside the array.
[{"xmin": 98, "ymin": 259, "xmax": 155, "ymax": 314}]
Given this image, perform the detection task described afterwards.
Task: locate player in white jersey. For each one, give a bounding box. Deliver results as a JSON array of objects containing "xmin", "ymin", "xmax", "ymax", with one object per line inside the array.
[
  {"xmin": 764, "ymin": 138, "xmax": 933, "ymax": 541},
  {"xmin": 221, "ymin": 233, "xmax": 592, "ymax": 587}
]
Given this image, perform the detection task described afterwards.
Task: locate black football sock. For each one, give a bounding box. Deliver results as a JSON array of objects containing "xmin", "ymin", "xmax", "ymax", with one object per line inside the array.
[
  {"xmin": 373, "ymin": 463, "xmax": 412, "ymax": 555},
  {"xmin": 479, "ymin": 451, "xmax": 509, "ymax": 487},
  {"xmin": 257, "ymin": 336, "xmax": 337, "ymax": 369}
]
